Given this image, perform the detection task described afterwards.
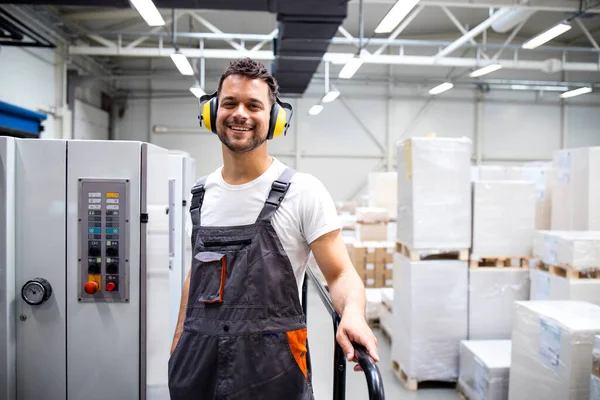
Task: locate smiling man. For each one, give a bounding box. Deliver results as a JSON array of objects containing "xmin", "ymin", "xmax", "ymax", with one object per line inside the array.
[{"xmin": 168, "ymin": 58, "xmax": 378, "ymax": 400}]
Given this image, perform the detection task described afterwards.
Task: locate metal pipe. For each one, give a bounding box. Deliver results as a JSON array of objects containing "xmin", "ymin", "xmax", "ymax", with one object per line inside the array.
[{"xmin": 359, "ymin": 0, "xmax": 364, "ymax": 51}]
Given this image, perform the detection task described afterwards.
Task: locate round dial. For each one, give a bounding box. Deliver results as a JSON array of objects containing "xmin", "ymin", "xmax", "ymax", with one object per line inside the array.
[{"xmin": 21, "ymin": 278, "xmax": 53, "ymax": 306}]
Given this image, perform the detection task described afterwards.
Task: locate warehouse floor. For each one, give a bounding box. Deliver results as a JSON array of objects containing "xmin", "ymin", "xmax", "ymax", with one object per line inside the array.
[{"xmin": 306, "ymin": 280, "xmax": 460, "ymax": 400}]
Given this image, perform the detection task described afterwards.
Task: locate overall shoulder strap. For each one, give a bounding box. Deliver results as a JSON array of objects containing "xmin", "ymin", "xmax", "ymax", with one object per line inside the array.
[
  {"xmin": 257, "ymin": 167, "xmax": 296, "ymax": 223},
  {"xmin": 190, "ymin": 175, "xmax": 208, "ymax": 227}
]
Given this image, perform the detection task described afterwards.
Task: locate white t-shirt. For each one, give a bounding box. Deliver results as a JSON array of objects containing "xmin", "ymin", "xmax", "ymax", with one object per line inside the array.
[{"xmin": 198, "ymin": 158, "xmax": 341, "ymax": 295}]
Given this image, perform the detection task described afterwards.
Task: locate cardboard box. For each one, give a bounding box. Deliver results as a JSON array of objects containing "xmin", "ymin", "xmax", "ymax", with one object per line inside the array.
[
  {"xmin": 391, "ymin": 253, "xmax": 468, "ymax": 381},
  {"xmin": 551, "ymin": 147, "xmax": 600, "ymax": 231},
  {"xmin": 458, "ymin": 340, "xmax": 511, "ymax": 400},
  {"xmin": 356, "ymin": 222, "xmax": 387, "ymax": 242},
  {"xmin": 396, "ymin": 137, "xmax": 472, "ymax": 250},
  {"xmin": 368, "ymin": 172, "xmax": 398, "ymax": 220},
  {"xmin": 356, "ymin": 207, "xmax": 389, "ymax": 224},
  {"xmin": 472, "ymin": 181, "xmax": 536, "ymax": 257},
  {"xmin": 508, "ymin": 301, "xmax": 600, "ymax": 400},
  {"xmin": 468, "ymin": 269, "xmax": 530, "ymax": 340},
  {"xmin": 530, "ymin": 268, "xmax": 600, "ymax": 307}
]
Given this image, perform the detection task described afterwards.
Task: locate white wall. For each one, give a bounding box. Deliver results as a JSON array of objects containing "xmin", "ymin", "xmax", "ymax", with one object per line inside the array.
[
  {"xmin": 116, "ymin": 77, "xmax": 600, "ymax": 201},
  {"xmin": 0, "ymin": 47, "xmax": 56, "ymax": 138},
  {"xmin": 73, "ymin": 99, "xmax": 109, "ymax": 140}
]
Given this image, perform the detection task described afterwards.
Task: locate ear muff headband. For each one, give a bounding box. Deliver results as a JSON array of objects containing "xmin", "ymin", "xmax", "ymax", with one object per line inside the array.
[{"xmin": 198, "ymin": 92, "xmax": 293, "ymax": 140}]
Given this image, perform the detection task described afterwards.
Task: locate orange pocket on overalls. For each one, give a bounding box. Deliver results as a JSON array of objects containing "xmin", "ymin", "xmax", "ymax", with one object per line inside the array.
[
  {"xmin": 193, "ymin": 251, "xmax": 227, "ymax": 303},
  {"xmin": 286, "ymin": 328, "xmax": 308, "ymax": 379}
]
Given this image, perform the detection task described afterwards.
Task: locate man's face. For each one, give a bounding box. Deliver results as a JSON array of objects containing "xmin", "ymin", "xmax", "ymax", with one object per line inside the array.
[{"xmin": 216, "ymin": 75, "xmax": 272, "ymax": 153}]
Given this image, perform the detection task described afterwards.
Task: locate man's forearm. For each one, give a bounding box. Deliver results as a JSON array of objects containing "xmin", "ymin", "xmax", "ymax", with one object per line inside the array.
[
  {"xmin": 171, "ymin": 270, "xmax": 191, "ymax": 354},
  {"xmin": 327, "ymin": 266, "xmax": 366, "ymax": 319}
]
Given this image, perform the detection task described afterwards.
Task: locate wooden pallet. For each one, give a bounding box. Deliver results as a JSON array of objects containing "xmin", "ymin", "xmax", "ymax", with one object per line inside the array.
[
  {"xmin": 535, "ymin": 260, "xmax": 600, "ymax": 280},
  {"xmin": 469, "ymin": 256, "xmax": 530, "ymax": 269},
  {"xmin": 396, "ymin": 241, "xmax": 469, "ymax": 262},
  {"xmin": 391, "ymin": 361, "xmax": 457, "ymax": 391},
  {"xmin": 367, "ymin": 318, "xmax": 380, "ymax": 329}
]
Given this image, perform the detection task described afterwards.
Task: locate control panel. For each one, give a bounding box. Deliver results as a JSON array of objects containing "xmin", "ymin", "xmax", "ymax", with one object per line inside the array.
[{"xmin": 78, "ymin": 179, "xmax": 129, "ymax": 302}]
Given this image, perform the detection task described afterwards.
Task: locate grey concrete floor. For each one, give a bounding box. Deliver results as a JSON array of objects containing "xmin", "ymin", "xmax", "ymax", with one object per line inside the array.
[{"xmin": 305, "ymin": 280, "xmax": 460, "ymax": 400}]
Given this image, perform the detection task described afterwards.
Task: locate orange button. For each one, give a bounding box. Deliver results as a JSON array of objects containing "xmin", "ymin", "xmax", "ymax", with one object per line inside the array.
[
  {"xmin": 106, "ymin": 282, "xmax": 116, "ymax": 292},
  {"xmin": 84, "ymin": 281, "xmax": 99, "ymax": 295}
]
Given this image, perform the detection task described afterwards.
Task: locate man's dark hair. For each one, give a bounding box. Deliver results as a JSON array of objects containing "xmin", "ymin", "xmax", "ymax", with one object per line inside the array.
[{"xmin": 217, "ymin": 58, "xmax": 279, "ymax": 105}]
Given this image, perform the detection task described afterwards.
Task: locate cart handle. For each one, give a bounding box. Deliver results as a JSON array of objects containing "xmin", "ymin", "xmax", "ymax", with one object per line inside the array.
[{"xmin": 304, "ymin": 267, "xmax": 385, "ymax": 400}]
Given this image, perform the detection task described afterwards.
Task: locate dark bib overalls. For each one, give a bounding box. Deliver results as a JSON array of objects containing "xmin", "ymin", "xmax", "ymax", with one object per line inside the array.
[{"xmin": 168, "ymin": 168, "xmax": 315, "ymax": 400}]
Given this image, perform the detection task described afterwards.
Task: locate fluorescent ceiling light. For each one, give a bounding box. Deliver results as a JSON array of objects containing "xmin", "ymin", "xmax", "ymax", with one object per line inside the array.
[
  {"xmin": 522, "ymin": 23, "xmax": 571, "ymax": 49},
  {"xmin": 170, "ymin": 53, "xmax": 194, "ymax": 76},
  {"xmin": 339, "ymin": 57, "xmax": 363, "ymax": 79},
  {"xmin": 429, "ymin": 82, "xmax": 454, "ymax": 95},
  {"xmin": 375, "ymin": 0, "xmax": 421, "ymax": 34},
  {"xmin": 470, "ymin": 64, "xmax": 503, "ymax": 78},
  {"xmin": 190, "ymin": 86, "xmax": 205, "ymax": 98},
  {"xmin": 560, "ymin": 87, "xmax": 592, "ymax": 99},
  {"xmin": 130, "ymin": 0, "xmax": 165, "ymax": 26},
  {"xmin": 308, "ymin": 105, "xmax": 324, "ymax": 115},
  {"xmin": 322, "ymin": 90, "xmax": 340, "ymax": 103}
]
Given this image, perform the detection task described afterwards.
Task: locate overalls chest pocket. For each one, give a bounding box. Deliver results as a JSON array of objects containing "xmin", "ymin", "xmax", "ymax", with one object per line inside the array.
[{"xmin": 191, "ymin": 239, "xmax": 251, "ymax": 305}]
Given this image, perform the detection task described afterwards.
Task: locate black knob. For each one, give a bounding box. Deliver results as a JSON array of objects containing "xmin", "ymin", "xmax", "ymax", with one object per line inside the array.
[
  {"xmin": 88, "ymin": 263, "xmax": 101, "ymax": 275},
  {"xmin": 21, "ymin": 278, "xmax": 53, "ymax": 306},
  {"xmin": 89, "ymin": 246, "xmax": 101, "ymax": 257},
  {"xmin": 106, "ymin": 247, "xmax": 118, "ymax": 257},
  {"xmin": 106, "ymin": 263, "xmax": 118, "ymax": 275}
]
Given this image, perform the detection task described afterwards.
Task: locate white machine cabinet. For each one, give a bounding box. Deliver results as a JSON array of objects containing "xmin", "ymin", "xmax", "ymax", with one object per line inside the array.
[
  {"xmin": 14, "ymin": 139, "xmax": 170, "ymax": 400},
  {"xmin": 167, "ymin": 152, "xmax": 196, "ymax": 341},
  {"xmin": 0, "ymin": 136, "xmax": 17, "ymax": 400}
]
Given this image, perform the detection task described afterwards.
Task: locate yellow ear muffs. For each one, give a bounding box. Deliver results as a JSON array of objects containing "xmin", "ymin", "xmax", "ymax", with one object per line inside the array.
[
  {"xmin": 198, "ymin": 92, "xmax": 218, "ymax": 134},
  {"xmin": 198, "ymin": 91, "xmax": 293, "ymax": 139},
  {"xmin": 268, "ymin": 99, "xmax": 293, "ymax": 140}
]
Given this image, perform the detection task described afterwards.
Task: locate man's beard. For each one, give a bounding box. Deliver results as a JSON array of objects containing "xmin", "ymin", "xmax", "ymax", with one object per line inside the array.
[{"xmin": 216, "ymin": 122, "xmax": 266, "ymax": 153}]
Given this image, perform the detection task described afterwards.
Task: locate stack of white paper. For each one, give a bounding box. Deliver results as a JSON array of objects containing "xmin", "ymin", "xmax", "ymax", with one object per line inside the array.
[
  {"xmin": 459, "ymin": 340, "xmax": 511, "ymax": 400},
  {"xmin": 397, "ymin": 137, "xmax": 472, "ymax": 250},
  {"xmin": 391, "ymin": 254, "xmax": 468, "ymax": 381},
  {"xmin": 508, "ymin": 301, "xmax": 600, "ymax": 400}
]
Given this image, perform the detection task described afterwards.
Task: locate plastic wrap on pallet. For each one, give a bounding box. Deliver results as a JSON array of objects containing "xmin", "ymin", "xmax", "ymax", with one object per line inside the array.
[
  {"xmin": 551, "ymin": 147, "xmax": 600, "ymax": 231},
  {"xmin": 522, "ymin": 162, "xmax": 553, "ymax": 230},
  {"xmin": 557, "ymin": 233, "xmax": 600, "ymax": 271},
  {"xmin": 508, "ymin": 301, "xmax": 600, "ymax": 400},
  {"xmin": 530, "ymin": 267, "xmax": 600, "ymax": 307},
  {"xmin": 592, "ymin": 336, "xmax": 600, "ymax": 400},
  {"xmin": 368, "ymin": 172, "xmax": 398, "ymax": 220},
  {"xmin": 468, "ymin": 269, "xmax": 530, "ymax": 340},
  {"xmin": 540, "ymin": 231, "xmax": 600, "ymax": 271},
  {"xmin": 381, "ymin": 288, "xmax": 394, "ymax": 312},
  {"xmin": 472, "ymin": 181, "xmax": 536, "ymax": 258},
  {"xmin": 365, "ymin": 288, "xmax": 383, "ymax": 322},
  {"xmin": 459, "ymin": 340, "xmax": 511, "ymax": 400},
  {"xmin": 396, "ymin": 137, "xmax": 472, "ymax": 249},
  {"xmin": 379, "ymin": 303, "xmax": 393, "ymax": 338},
  {"xmin": 356, "ymin": 207, "xmax": 389, "ymax": 224},
  {"xmin": 532, "ymin": 231, "xmax": 552, "ymax": 258},
  {"xmin": 391, "ymin": 253, "xmax": 468, "ymax": 382}
]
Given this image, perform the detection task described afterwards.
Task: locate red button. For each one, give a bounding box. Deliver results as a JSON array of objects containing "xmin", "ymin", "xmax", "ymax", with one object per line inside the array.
[
  {"xmin": 84, "ymin": 281, "xmax": 99, "ymax": 295},
  {"xmin": 106, "ymin": 282, "xmax": 116, "ymax": 292}
]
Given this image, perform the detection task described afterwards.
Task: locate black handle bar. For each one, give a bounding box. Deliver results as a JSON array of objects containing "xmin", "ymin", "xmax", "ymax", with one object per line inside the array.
[{"xmin": 303, "ymin": 267, "xmax": 386, "ymax": 400}]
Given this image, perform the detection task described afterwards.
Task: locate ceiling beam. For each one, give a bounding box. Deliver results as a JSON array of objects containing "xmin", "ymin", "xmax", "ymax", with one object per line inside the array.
[
  {"xmin": 435, "ymin": 8, "xmax": 512, "ymax": 59},
  {"xmin": 68, "ymin": 44, "xmax": 600, "ymax": 72},
  {"xmin": 353, "ymin": 0, "xmax": 600, "ymax": 13}
]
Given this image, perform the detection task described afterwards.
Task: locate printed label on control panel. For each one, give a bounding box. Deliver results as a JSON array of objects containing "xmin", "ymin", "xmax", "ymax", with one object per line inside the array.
[{"xmin": 79, "ymin": 179, "xmax": 128, "ymax": 303}]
